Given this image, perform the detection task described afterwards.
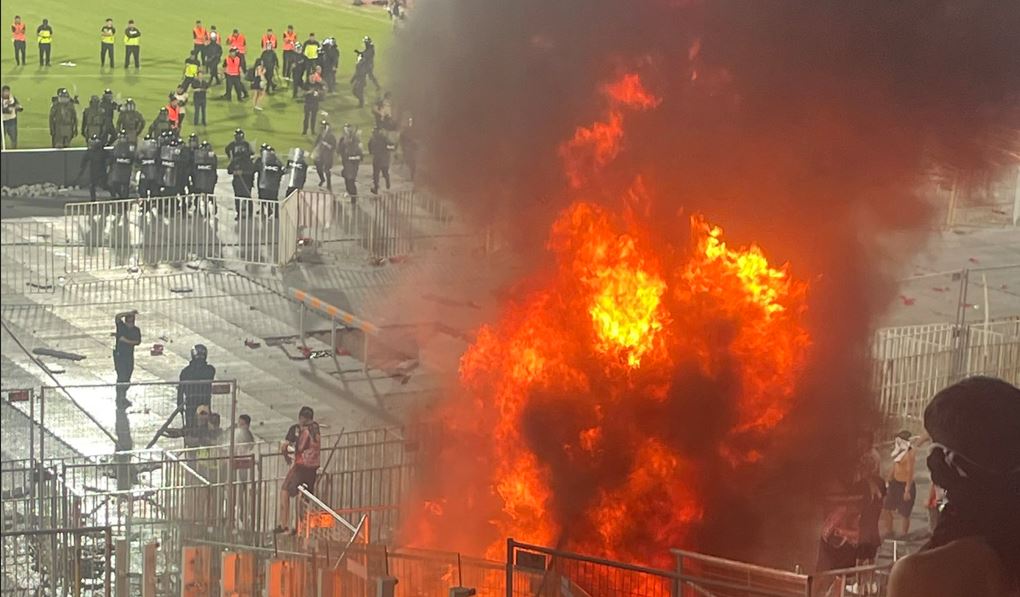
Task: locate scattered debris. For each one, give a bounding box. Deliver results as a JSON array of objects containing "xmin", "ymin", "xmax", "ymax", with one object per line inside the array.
[
  {"xmin": 169, "ymin": 287, "xmax": 193, "ymax": 293},
  {"xmin": 26, "ymin": 282, "xmax": 54, "ymax": 291},
  {"xmin": 32, "ymin": 348, "xmax": 86, "ymax": 361},
  {"xmin": 899, "ymin": 295, "xmax": 916, "ymax": 306},
  {"xmin": 244, "ymin": 339, "xmax": 262, "ymax": 349},
  {"xmin": 41, "ymin": 362, "xmax": 66, "ymax": 374},
  {"xmin": 1, "ymin": 183, "xmax": 83, "ymax": 198},
  {"xmin": 370, "ymin": 256, "xmax": 386, "ymax": 267},
  {"xmin": 150, "ymin": 344, "xmax": 164, "ymax": 356},
  {"xmin": 969, "ymin": 257, "xmax": 980, "ymax": 263},
  {"xmin": 389, "ymin": 255, "xmax": 409, "ymax": 264}
]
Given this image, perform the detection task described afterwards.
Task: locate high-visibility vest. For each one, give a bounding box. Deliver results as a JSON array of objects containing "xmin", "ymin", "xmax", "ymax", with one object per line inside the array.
[
  {"xmin": 228, "ymin": 34, "xmax": 246, "ymax": 54},
  {"xmin": 184, "ymin": 61, "xmax": 199, "ymax": 77},
  {"xmin": 37, "ymin": 28, "xmax": 52, "ymax": 44},
  {"xmin": 101, "ymin": 26, "xmax": 115, "ymax": 44},
  {"xmin": 224, "ymin": 54, "xmax": 241, "ymax": 76},
  {"xmin": 124, "ymin": 28, "xmax": 140, "ymax": 46},
  {"xmin": 261, "ymin": 33, "xmax": 276, "ymax": 50},
  {"xmin": 12, "ymin": 22, "xmax": 26, "ymax": 42},
  {"xmin": 166, "ymin": 104, "xmax": 180, "ymax": 127},
  {"xmin": 303, "ymin": 42, "xmax": 318, "ymax": 60},
  {"xmin": 283, "ymin": 31, "xmax": 297, "ymax": 51},
  {"xmin": 193, "ymin": 26, "xmax": 208, "ymax": 45}
]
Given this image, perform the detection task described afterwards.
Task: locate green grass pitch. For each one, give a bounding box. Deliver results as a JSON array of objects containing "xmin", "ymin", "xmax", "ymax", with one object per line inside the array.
[{"xmin": 1, "ymin": 0, "xmax": 394, "ymax": 154}]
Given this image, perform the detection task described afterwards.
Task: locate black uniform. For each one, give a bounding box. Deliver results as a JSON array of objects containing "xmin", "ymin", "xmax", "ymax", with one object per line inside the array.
[
  {"xmin": 291, "ymin": 59, "xmax": 306, "ymax": 99},
  {"xmin": 339, "ymin": 132, "xmax": 363, "ymax": 200},
  {"xmin": 191, "ymin": 143, "xmax": 218, "ymax": 195},
  {"xmin": 205, "ymin": 42, "xmax": 223, "ymax": 85},
  {"xmin": 356, "ymin": 40, "xmax": 380, "ymax": 90},
  {"xmin": 254, "ymin": 148, "xmax": 283, "ymax": 214},
  {"xmin": 400, "ymin": 120, "xmax": 419, "ymax": 182},
  {"xmin": 321, "ymin": 41, "xmax": 339, "ymax": 93},
  {"xmin": 350, "ymin": 56, "xmax": 367, "ymax": 108},
  {"xmin": 108, "ymin": 135, "xmax": 134, "ymax": 198},
  {"xmin": 136, "ymin": 136, "xmax": 161, "ymax": 198},
  {"xmin": 160, "ymin": 140, "xmax": 184, "ymax": 197},
  {"xmin": 260, "ymin": 49, "xmax": 278, "ymax": 93},
  {"xmin": 100, "ymin": 92, "xmax": 119, "ymax": 143},
  {"xmin": 368, "ymin": 129, "xmax": 395, "ymax": 194},
  {"xmin": 77, "ymin": 138, "xmax": 109, "ymax": 201},
  {"xmin": 177, "ymin": 357, "xmax": 216, "ymax": 429},
  {"xmin": 226, "ymin": 135, "xmax": 255, "ymax": 216},
  {"xmin": 313, "ymin": 127, "xmax": 336, "ymax": 191},
  {"xmin": 302, "ymin": 87, "xmax": 320, "ymax": 135},
  {"xmin": 284, "ymin": 148, "xmax": 308, "ymax": 197}
]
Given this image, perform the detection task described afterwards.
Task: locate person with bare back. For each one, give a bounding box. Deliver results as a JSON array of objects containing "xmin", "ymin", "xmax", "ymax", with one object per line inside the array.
[{"xmin": 881, "ymin": 430, "xmax": 916, "ymax": 538}]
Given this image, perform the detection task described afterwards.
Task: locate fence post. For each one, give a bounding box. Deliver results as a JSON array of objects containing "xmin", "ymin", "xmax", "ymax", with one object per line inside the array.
[
  {"xmin": 115, "ymin": 539, "xmax": 130, "ymax": 597},
  {"xmin": 227, "ymin": 381, "xmax": 238, "ymax": 533},
  {"xmin": 363, "ymin": 333, "xmax": 370, "ymax": 375},
  {"xmin": 505, "ymin": 538, "xmax": 514, "ymax": 597}
]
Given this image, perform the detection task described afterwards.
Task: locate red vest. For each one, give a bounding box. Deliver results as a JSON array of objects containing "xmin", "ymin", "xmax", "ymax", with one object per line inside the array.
[
  {"xmin": 166, "ymin": 104, "xmax": 180, "ymax": 128},
  {"xmin": 193, "ymin": 26, "xmax": 208, "ymax": 45},
  {"xmin": 228, "ymin": 33, "xmax": 246, "ymax": 53},
  {"xmin": 261, "ymin": 33, "xmax": 277, "ymax": 50},
  {"xmin": 224, "ymin": 54, "xmax": 241, "ymax": 76},
  {"xmin": 12, "ymin": 22, "xmax": 26, "ymax": 41}
]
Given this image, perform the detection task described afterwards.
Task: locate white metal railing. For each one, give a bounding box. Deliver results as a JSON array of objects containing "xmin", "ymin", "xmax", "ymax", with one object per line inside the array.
[{"xmin": 1, "ymin": 220, "xmax": 56, "ymax": 294}]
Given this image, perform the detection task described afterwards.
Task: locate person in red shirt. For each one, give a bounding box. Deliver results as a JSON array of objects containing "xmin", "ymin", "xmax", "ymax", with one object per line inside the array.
[
  {"xmin": 192, "ymin": 20, "xmax": 209, "ymax": 62},
  {"xmin": 227, "ymin": 28, "xmax": 247, "ymax": 71},
  {"xmin": 11, "ymin": 16, "xmax": 27, "ymax": 66},
  {"xmin": 221, "ymin": 47, "xmax": 248, "ymax": 101},
  {"xmin": 282, "ymin": 25, "xmax": 297, "ymax": 78},
  {"xmin": 166, "ymin": 97, "xmax": 181, "ymax": 130},
  {"xmin": 275, "ymin": 406, "xmax": 321, "ymax": 534}
]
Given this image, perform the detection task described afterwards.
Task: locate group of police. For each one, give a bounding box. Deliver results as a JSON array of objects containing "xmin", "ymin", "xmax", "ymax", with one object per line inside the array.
[{"xmin": 47, "ymin": 87, "xmax": 146, "ymax": 149}]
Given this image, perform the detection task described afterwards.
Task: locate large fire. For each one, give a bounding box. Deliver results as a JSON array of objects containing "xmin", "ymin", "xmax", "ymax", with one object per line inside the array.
[{"xmin": 407, "ymin": 73, "xmax": 811, "ymax": 570}]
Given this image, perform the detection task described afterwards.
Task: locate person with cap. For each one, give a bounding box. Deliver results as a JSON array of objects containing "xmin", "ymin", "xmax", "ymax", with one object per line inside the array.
[
  {"xmin": 100, "ymin": 18, "xmax": 116, "ymax": 68},
  {"xmin": 313, "ymin": 121, "xmax": 336, "ymax": 191},
  {"xmin": 36, "ymin": 18, "xmax": 53, "ymax": 67},
  {"xmin": 116, "ymin": 98, "xmax": 145, "ymax": 145},
  {"xmin": 276, "ymin": 405, "xmax": 321, "ymax": 534},
  {"xmin": 222, "ymin": 47, "xmax": 247, "ymax": 101},
  {"xmin": 887, "ymin": 376, "xmax": 1020, "ymax": 597},
  {"xmin": 112, "ymin": 310, "xmax": 141, "ymax": 409},
  {"xmin": 881, "ymin": 429, "xmax": 918, "ymax": 539},
  {"xmin": 177, "ymin": 344, "xmax": 217, "ymax": 429},
  {"xmin": 123, "ymin": 19, "xmax": 141, "ymax": 69},
  {"xmin": 49, "ymin": 88, "xmax": 77, "ymax": 148},
  {"xmin": 11, "ymin": 16, "xmax": 27, "ymax": 66}
]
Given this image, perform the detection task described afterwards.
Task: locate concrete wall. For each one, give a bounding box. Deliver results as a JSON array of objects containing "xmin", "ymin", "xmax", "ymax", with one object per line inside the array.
[{"xmin": 1, "ymin": 148, "xmax": 87, "ymax": 187}]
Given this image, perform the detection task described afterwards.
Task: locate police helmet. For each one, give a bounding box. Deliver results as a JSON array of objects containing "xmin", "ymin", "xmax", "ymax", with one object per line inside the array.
[
  {"xmin": 200, "ymin": 141, "xmax": 211, "ymax": 149},
  {"xmin": 159, "ymin": 106, "xmax": 168, "ymax": 113},
  {"xmin": 144, "ymin": 133, "xmax": 153, "ymax": 141},
  {"xmin": 191, "ymin": 344, "xmax": 208, "ymax": 361},
  {"xmin": 363, "ymin": 36, "xmax": 372, "ymax": 45},
  {"xmin": 266, "ymin": 145, "xmax": 274, "ymax": 153},
  {"xmin": 189, "ymin": 133, "xmax": 198, "ymax": 140},
  {"xmin": 57, "ymin": 87, "xmax": 68, "ymax": 96},
  {"xmin": 104, "ymin": 88, "xmax": 113, "ymax": 95},
  {"xmin": 119, "ymin": 128, "xmax": 128, "ymax": 138},
  {"xmin": 234, "ymin": 128, "xmax": 245, "ymax": 139},
  {"xmin": 89, "ymin": 133, "xmax": 100, "ymax": 141},
  {"xmin": 260, "ymin": 143, "xmax": 269, "ymax": 151}
]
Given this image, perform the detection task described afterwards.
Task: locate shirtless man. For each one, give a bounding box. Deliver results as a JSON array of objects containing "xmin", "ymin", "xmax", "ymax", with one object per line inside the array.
[
  {"xmin": 888, "ymin": 376, "xmax": 1019, "ymax": 597},
  {"xmin": 881, "ymin": 430, "xmax": 916, "ymax": 538}
]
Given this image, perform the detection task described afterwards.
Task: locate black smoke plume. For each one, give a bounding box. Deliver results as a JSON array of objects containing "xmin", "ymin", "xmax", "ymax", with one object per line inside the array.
[{"xmin": 393, "ymin": 0, "xmax": 1020, "ymax": 567}]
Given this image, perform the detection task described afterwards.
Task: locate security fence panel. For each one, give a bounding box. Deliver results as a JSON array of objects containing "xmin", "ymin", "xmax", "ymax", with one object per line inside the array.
[
  {"xmin": 0, "ymin": 220, "xmax": 56, "ymax": 294},
  {"xmin": 293, "ymin": 189, "xmax": 373, "ymax": 259},
  {"xmin": 0, "ymin": 526, "xmax": 113, "ymax": 597}
]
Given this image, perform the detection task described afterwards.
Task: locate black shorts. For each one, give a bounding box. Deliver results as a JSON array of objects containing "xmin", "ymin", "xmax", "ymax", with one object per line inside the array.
[
  {"xmin": 883, "ymin": 480, "xmax": 917, "ymax": 518},
  {"xmin": 283, "ymin": 465, "xmax": 317, "ymax": 497}
]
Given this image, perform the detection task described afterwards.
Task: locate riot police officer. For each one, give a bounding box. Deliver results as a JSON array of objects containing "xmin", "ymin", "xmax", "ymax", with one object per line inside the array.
[
  {"xmin": 354, "ymin": 36, "xmax": 380, "ymax": 91},
  {"xmin": 368, "ymin": 126, "xmax": 394, "ymax": 195},
  {"xmin": 81, "ymin": 96, "xmax": 108, "ymax": 143},
  {"xmin": 320, "ymin": 37, "xmax": 340, "ymax": 93},
  {"xmin": 116, "ymin": 98, "xmax": 145, "ymax": 145},
  {"xmin": 313, "ymin": 121, "xmax": 336, "ymax": 191},
  {"xmin": 160, "ymin": 135, "xmax": 183, "ymax": 198},
  {"xmin": 284, "ymin": 147, "xmax": 308, "ymax": 197},
  {"xmin": 226, "ymin": 128, "xmax": 255, "ymax": 218},
  {"xmin": 76, "ymin": 134, "xmax": 109, "ymax": 201},
  {"xmin": 180, "ymin": 134, "xmax": 199, "ymax": 194},
  {"xmin": 302, "ymin": 84, "xmax": 321, "ymax": 135},
  {"xmin": 253, "ymin": 145, "xmax": 283, "ymax": 215},
  {"xmin": 148, "ymin": 106, "xmax": 173, "ymax": 138},
  {"xmin": 338, "ymin": 123, "xmax": 363, "ymax": 201},
  {"xmin": 108, "ymin": 130, "xmax": 135, "ymax": 198},
  {"xmin": 191, "ymin": 141, "xmax": 218, "ymax": 195},
  {"xmin": 49, "ymin": 88, "xmax": 78, "ymax": 148},
  {"xmin": 135, "ymin": 133, "xmax": 161, "ymax": 198},
  {"xmin": 100, "ymin": 89, "xmax": 119, "ymax": 142}
]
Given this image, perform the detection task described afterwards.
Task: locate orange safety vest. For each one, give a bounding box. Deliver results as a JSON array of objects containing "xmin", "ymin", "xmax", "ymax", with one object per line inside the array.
[
  {"xmin": 193, "ymin": 25, "xmax": 209, "ymax": 45},
  {"xmin": 228, "ymin": 33, "xmax": 246, "ymax": 53},
  {"xmin": 166, "ymin": 104, "xmax": 180, "ymax": 127},
  {"xmin": 12, "ymin": 22, "xmax": 26, "ymax": 42},
  {"xmin": 224, "ymin": 54, "xmax": 241, "ymax": 76},
  {"xmin": 261, "ymin": 33, "xmax": 277, "ymax": 50},
  {"xmin": 282, "ymin": 30, "xmax": 296, "ymax": 51}
]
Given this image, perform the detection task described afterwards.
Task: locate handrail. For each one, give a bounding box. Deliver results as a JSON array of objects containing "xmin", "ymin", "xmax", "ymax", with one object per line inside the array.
[{"xmin": 671, "ymin": 548, "xmax": 807, "ymax": 582}]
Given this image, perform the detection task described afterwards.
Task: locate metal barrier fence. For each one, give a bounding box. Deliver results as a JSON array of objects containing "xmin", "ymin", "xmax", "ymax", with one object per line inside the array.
[
  {"xmin": 0, "ymin": 220, "xmax": 56, "ymax": 295},
  {"xmin": 933, "ymin": 166, "xmax": 1020, "ymax": 229},
  {"xmin": 63, "ymin": 195, "xmax": 296, "ymax": 274},
  {"xmin": 872, "ymin": 316, "xmax": 1020, "ymax": 425},
  {"xmin": 0, "ymin": 526, "xmax": 113, "ymax": 596}
]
